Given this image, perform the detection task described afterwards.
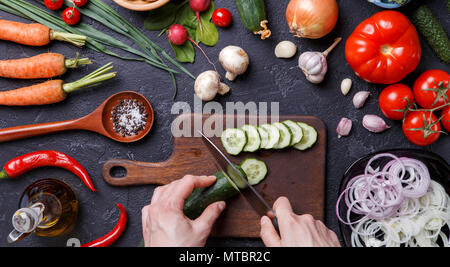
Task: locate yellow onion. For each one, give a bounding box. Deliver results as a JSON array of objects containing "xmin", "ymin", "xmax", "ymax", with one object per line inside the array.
[{"xmin": 286, "ymin": 0, "xmax": 339, "ymax": 39}]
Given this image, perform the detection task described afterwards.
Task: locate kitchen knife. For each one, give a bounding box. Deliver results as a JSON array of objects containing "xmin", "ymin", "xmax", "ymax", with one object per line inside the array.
[{"xmin": 198, "ymin": 131, "xmax": 279, "ymax": 231}]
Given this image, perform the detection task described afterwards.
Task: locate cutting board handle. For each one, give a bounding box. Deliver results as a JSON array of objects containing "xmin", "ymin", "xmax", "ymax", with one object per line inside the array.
[{"xmin": 102, "ymin": 158, "xmax": 174, "ymax": 186}]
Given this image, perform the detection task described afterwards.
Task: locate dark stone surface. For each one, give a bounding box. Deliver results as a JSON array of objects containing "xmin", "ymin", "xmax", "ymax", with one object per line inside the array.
[{"xmin": 0, "ymin": 0, "xmax": 448, "ymax": 247}]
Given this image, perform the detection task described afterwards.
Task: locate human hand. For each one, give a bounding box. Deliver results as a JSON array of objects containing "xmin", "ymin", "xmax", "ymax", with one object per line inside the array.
[
  {"xmin": 141, "ymin": 175, "xmax": 226, "ymax": 247},
  {"xmin": 260, "ymin": 197, "xmax": 340, "ymax": 247}
]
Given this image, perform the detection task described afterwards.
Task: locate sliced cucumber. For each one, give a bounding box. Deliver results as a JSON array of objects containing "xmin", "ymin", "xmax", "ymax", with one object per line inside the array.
[
  {"xmin": 272, "ymin": 122, "xmax": 292, "ymax": 149},
  {"xmin": 226, "ymin": 164, "xmax": 248, "ymax": 189},
  {"xmin": 294, "ymin": 122, "xmax": 318, "ymax": 151},
  {"xmin": 221, "ymin": 128, "xmax": 247, "ymax": 155},
  {"xmin": 241, "ymin": 125, "xmax": 261, "ymax": 152},
  {"xmin": 282, "ymin": 120, "xmax": 303, "ymax": 146},
  {"xmin": 260, "ymin": 124, "xmax": 280, "ymax": 149},
  {"xmin": 257, "ymin": 126, "xmax": 269, "ymax": 149},
  {"xmin": 241, "ymin": 158, "xmax": 268, "ymax": 186}
]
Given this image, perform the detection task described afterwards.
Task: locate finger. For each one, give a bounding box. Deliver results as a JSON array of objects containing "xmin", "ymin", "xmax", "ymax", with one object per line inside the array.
[
  {"xmin": 260, "ymin": 216, "xmax": 281, "ymax": 247},
  {"xmin": 150, "ymin": 186, "xmax": 165, "ymax": 204},
  {"xmin": 170, "ymin": 175, "xmax": 217, "ymax": 209},
  {"xmin": 194, "ymin": 201, "xmax": 226, "ymax": 232},
  {"xmin": 141, "ymin": 205, "xmax": 150, "ymax": 245},
  {"xmin": 272, "ymin": 196, "xmax": 294, "ymax": 221}
]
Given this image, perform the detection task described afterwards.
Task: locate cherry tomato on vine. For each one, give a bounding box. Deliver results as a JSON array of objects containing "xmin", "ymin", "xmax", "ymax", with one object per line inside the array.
[
  {"xmin": 413, "ymin": 69, "xmax": 450, "ymax": 110},
  {"xmin": 212, "ymin": 8, "xmax": 232, "ymax": 28},
  {"xmin": 62, "ymin": 7, "xmax": 81, "ymax": 26},
  {"xmin": 402, "ymin": 111, "xmax": 441, "ymax": 146},
  {"xmin": 72, "ymin": 0, "xmax": 89, "ymax": 7},
  {"xmin": 379, "ymin": 84, "xmax": 414, "ymax": 120},
  {"xmin": 44, "ymin": 0, "xmax": 64, "ymax": 10},
  {"xmin": 441, "ymin": 106, "xmax": 450, "ymax": 132}
]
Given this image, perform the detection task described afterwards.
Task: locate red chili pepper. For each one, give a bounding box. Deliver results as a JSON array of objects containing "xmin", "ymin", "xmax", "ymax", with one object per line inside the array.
[
  {"xmin": 0, "ymin": 150, "xmax": 95, "ymax": 192},
  {"xmin": 81, "ymin": 203, "xmax": 127, "ymax": 247}
]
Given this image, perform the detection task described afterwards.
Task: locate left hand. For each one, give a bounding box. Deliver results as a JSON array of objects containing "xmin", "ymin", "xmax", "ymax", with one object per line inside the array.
[{"xmin": 141, "ymin": 175, "xmax": 226, "ymax": 247}]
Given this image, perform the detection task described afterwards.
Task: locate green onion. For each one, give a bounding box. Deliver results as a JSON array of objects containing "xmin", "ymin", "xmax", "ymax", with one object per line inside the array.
[{"xmin": 63, "ymin": 63, "xmax": 117, "ymax": 93}]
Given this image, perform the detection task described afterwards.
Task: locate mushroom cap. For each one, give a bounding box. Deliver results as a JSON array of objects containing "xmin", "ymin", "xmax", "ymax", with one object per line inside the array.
[
  {"xmin": 194, "ymin": 70, "xmax": 220, "ymax": 101},
  {"xmin": 219, "ymin": 46, "xmax": 250, "ymax": 76}
]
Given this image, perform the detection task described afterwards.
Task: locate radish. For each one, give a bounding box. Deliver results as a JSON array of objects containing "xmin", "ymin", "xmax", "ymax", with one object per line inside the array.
[
  {"xmin": 189, "ymin": 0, "xmax": 211, "ymax": 31},
  {"xmin": 167, "ymin": 24, "xmax": 216, "ymax": 71}
]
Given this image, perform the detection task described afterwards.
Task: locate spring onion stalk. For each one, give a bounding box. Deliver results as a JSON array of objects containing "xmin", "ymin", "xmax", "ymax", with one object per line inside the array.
[{"xmin": 63, "ymin": 63, "xmax": 117, "ymax": 93}]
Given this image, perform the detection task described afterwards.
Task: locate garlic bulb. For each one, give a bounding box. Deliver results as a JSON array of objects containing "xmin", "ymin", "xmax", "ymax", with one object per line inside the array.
[{"xmin": 298, "ymin": 37, "xmax": 341, "ymax": 84}]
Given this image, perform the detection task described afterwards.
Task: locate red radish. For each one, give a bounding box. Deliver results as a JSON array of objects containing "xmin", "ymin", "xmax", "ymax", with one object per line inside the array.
[
  {"xmin": 167, "ymin": 24, "xmax": 216, "ymax": 71},
  {"xmin": 167, "ymin": 24, "xmax": 188, "ymax": 45},
  {"xmin": 190, "ymin": 0, "xmax": 211, "ymax": 31}
]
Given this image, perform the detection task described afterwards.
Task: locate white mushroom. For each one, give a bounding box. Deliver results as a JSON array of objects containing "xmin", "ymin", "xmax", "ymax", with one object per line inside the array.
[
  {"xmin": 194, "ymin": 70, "xmax": 230, "ymax": 101},
  {"xmin": 219, "ymin": 45, "xmax": 249, "ymax": 81}
]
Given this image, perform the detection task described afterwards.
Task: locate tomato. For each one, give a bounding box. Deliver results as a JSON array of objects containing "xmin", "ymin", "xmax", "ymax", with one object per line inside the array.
[
  {"xmin": 44, "ymin": 0, "xmax": 64, "ymax": 10},
  {"xmin": 379, "ymin": 84, "xmax": 414, "ymax": 120},
  {"xmin": 442, "ymin": 106, "xmax": 450, "ymax": 132},
  {"xmin": 413, "ymin": 69, "xmax": 450, "ymax": 109},
  {"xmin": 62, "ymin": 7, "xmax": 81, "ymax": 26},
  {"xmin": 212, "ymin": 8, "xmax": 232, "ymax": 28},
  {"xmin": 72, "ymin": 0, "xmax": 89, "ymax": 7},
  {"xmin": 402, "ymin": 111, "xmax": 441, "ymax": 146},
  {"xmin": 345, "ymin": 11, "xmax": 421, "ymax": 84}
]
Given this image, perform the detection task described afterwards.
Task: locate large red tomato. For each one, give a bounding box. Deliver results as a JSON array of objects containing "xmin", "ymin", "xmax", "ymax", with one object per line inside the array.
[
  {"xmin": 345, "ymin": 11, "xmax": 421, "ymax": 84},
  {"xmin": 413, "ymin": 69, "xmax": 450, "ymax": 109}
]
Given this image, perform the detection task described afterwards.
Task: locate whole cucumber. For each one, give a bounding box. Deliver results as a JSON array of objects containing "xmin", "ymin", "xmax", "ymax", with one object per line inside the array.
[
  {"xmin": 411, "ymin": 5, "xmax": 450, "ymax": 64},
  {"xmin": 235, "ymin": 0, "xmax": 271, "ymax": 39},
  {"xmin": 183, "ymin": 170, "xmax": 240, "ymax": 220}
]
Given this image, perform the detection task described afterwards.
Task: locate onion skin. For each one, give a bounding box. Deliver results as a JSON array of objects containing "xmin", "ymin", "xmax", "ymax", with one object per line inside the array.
[{"xmin": 285, "ymin": 0, "xmax": 339, "ymax": 39}]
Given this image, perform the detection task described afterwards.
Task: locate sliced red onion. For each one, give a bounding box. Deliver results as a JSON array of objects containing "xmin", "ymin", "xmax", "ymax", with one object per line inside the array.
[{"xmin": 336, "ymin": 153, "xmax": 432, "ymax": 224}]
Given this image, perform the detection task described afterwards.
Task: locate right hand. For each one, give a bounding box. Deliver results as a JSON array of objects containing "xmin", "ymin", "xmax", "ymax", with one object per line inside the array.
[{"xmin": 260, "ymin": 197, "xmax": 341, "ymax": 247}]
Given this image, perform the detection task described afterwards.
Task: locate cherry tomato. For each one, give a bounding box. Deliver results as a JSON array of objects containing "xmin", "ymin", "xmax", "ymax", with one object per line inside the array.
[
  {"xmin": 44, "ymin": 0, "xmax": 64, "ymax": 10},
  {"xmin": 62, "ymin": 7, "xmax": 81, "ymax": 26},
  {"xmin": 345, "ymin": 11, "xmax": 421, "ymax": 84},
  {"xmin": 402, "ymin": 111, "xmax": 441, "ymax": 146},
  {"xmin": 72, "ymin": 0, "xmax": 89, "ymax": 7},
  {"xmin": 379, "ymin": 84, "xmax": 414, "ymax": 120},
  {"xmin": 441, "ymin": 106, "xmax": 450, "ymax": 132},
  {"xmin": 212, "ymin": 8, "xmax": 232, "ymax": 28},
  {"xmin": 413, "ymin": 69, "xmax": 450, "ymax": 110}
]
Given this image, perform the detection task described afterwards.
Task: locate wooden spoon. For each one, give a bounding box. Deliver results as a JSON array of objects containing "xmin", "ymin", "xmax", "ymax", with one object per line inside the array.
[{"xmin": 0, "ymin": 91, "xmax": 154, "ymax": 143}]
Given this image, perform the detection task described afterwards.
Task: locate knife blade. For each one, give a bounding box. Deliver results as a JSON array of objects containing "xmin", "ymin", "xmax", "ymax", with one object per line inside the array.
[{"xmin": 198, "ymin": 131, "xmax": 279, "ymax": 230}]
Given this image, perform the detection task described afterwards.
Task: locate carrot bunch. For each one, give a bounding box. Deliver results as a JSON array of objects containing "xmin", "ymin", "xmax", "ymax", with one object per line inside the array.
[{"xmin": 0, "ymin": 63, "xmax": 116, "ymax": 106}]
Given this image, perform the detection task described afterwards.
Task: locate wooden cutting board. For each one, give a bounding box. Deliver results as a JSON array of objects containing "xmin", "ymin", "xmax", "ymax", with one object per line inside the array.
[{"xmin": 102, "ymin": 113, "xmax": 327, "ymax": 238}]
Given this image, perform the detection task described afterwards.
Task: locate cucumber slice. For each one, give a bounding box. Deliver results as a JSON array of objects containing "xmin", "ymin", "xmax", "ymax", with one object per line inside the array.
[
  {"xmin": 226, "ymin": 164, "xmax": 248, "ymax": 189},
  {"xmin": 241, "ymin": 158, "xmax": 268, "ymax": 186},
  {"xmin": 221, "ymin": 128, "xmax": 247, "ymax": 155},
  {"xmin": 272, "ymin": 122, "xmax": 292, "ymax": 149},
  {"xmin": 294, "ymin": 122, "xmax": 318, "ymax": 151},
  {"xmin": 260, "ymin": 124, "xmax": 280, "ymax": 149},
  {"xmin": 282, "ymin": 120, "xmax": 303, "ymax": 146},
  {"xmin": 241, "ymin": 125, "xmax": 261, "ymax": 152},
  {"xmin": 257, "ymin": 126, "xmax": 269, "ymax": 149}
]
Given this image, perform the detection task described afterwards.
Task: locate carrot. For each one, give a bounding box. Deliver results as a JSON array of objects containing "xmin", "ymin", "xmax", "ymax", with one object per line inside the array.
[
  {"xmin": 0, "ymin": 53, "xmax": 92, "ymax": 79},
  {"xmin": 0, "ymin": 63, "xmax": 116, "ymax": 106},
  {"xmin": 0, "ymin": 19, "xmax": 86, "ymax": 47}
]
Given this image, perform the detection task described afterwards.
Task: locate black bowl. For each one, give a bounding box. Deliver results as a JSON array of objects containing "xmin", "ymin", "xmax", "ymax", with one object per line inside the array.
[{"xmin": 338, "ymin": 149, "xmax": 450, "ymax": 247}]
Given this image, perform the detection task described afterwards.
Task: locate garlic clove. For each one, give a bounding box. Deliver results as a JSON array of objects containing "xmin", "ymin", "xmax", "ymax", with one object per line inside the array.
[
  {"xmin": 362, "ymin": 115, "xmax": 390, "ymax": 133},
  {"xmin": 341, "ymin": 78, "xmax": 352, "ymax": 96},
  {"xmin": 337, "ymin": 117, "xmax": 352, "ymax": 138},
  {"xmin": 353, "ymin": 91, "xmax": 370, "ymax": 109},
  {"xmin": 275, "ymin": 41, "xmax": 297, "ymax": 59}
]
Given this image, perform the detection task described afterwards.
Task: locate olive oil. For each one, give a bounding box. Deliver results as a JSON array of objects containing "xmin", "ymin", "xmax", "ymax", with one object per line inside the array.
[{"xmin": 8, "ymin": 179, "xmax": 78, "ymax": 243}]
